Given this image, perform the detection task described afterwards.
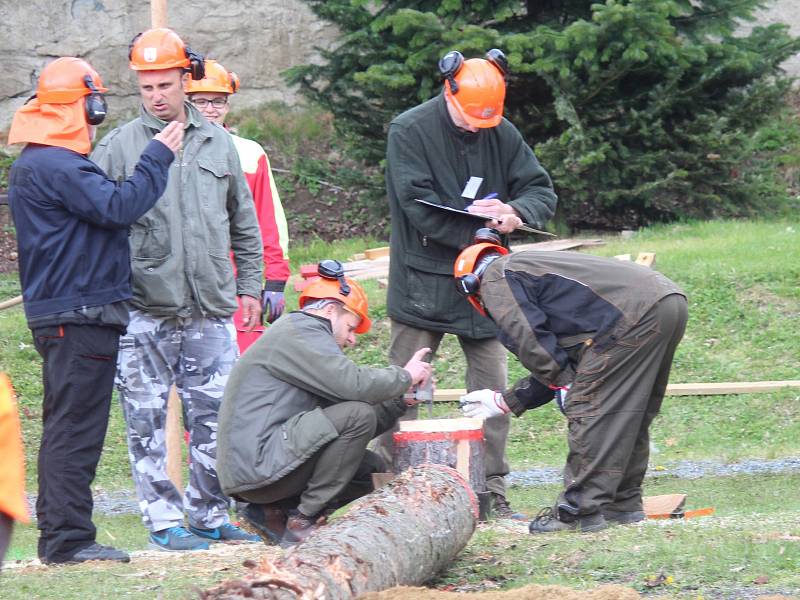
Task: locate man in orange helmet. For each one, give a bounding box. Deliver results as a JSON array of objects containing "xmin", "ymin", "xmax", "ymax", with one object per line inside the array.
[
  {"xmin": 379, "ymin": 49, "xmax": 558, "ymax": 520},
  {"xmin": 7, "ymin": 57, "xmax": 183, "ymax": 564},
  {"xmin": 217, "ymin": 261, "xmax": 433, "ymax": 546},
  {"xmin": 455, "ymin": 229, "xmax": 687, "ymax": 533},
  {"xmin": 185, "ymin": 59, "xmax": 291, "ymax": 352},
  {"xmin": 91, "ymin": 29, "xmax": 263, "ymax": 551}
]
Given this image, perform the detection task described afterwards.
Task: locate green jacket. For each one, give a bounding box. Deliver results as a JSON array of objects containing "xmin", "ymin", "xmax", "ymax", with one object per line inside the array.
[
  {"xmin": 90, "ymin": 102, "xmax": 263, "ymax": 317},
  {"xmin": 479, "ymin": 251, "xmax": 685, "ymax": 415},
  {"xmin": 217, "ymin": 311, "xmax": 412, "ymax": 496},
  {"xmin": 385, "ymin": 94, "xmax": 557, "ymax": 338}
]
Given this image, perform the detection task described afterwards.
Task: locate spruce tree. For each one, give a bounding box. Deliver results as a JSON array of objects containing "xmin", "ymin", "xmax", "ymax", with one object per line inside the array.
[{"xmin": 285, "ymin": 0, "xmax": 800, "ymax": 229}]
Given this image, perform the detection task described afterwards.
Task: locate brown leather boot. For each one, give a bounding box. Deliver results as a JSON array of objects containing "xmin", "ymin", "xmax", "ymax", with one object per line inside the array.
[
  {"xmin": 280, "ymin": 511, "xmax": 326, "ymax": 547},
  {"xmin": 241, "ymin": 503, "xmax": 288, "ymax": 545}
]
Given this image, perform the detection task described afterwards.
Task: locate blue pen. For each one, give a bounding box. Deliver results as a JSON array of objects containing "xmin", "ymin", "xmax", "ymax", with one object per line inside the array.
[{"xmin": 484, "ymin": 192, "xmax": 498, "ymax": 200}]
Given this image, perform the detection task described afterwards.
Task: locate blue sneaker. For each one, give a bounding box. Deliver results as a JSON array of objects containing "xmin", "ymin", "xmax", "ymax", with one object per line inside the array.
[
  {"xmin": 149, "ymin": 526, "xmax": 210, "ymax": 552},
  {"xmin": 188, "ymin": 523, "xmax": 261, "ymax": 543}
]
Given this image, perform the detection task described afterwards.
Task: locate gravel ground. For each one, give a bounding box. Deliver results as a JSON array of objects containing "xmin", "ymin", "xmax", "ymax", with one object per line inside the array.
[
  {"xmin": 25, "ymin": 456, "xmax": 800, "ymax": 517},
  {"xmin": 507, "ymin": 456, "xmax": 800, "ymax": 487}
]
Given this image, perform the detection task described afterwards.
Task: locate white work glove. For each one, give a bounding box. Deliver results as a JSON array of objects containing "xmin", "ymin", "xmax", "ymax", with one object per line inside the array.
[{"xmin": 459, "ymin": 389, "xmax": 509, "ymax": 419}]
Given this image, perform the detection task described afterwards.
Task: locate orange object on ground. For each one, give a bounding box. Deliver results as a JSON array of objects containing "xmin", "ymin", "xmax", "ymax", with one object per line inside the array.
[{"xmin": 0, "ymin": 373, "xmax": 30, "ymax": 523}]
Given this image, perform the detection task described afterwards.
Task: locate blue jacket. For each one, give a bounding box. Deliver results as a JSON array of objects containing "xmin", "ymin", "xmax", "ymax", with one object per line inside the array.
[{"xmin": 8, "ymin": 140, "xmax": 173, "ymax": 321}]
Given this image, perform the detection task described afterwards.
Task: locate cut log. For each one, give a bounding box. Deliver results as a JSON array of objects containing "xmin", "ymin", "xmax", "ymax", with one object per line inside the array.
[
  {"xmin": 200, "ymin": 464, "xmax": 477, "ymax": 600},
  {"xmin": 392, "ymin": 418, "xmax": 486, "ymax": 493}
]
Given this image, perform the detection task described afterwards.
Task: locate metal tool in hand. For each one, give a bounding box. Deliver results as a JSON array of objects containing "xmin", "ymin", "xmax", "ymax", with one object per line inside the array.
[{"xmin": 404, "ymin": 377, "xmax": 434, "ymax": 418}]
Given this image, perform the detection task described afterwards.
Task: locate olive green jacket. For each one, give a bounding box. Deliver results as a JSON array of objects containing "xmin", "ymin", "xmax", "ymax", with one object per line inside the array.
[
  {"xmin": 217, "ymin": 311, "xmax": 412, "ymax": 496},
  {"xmin": 90, "ymin": 102, "xmax": 262, "ymax": 317},
  {"xmin": 385, "ymin": 94, "xmax": 557, "ymax": 339}
]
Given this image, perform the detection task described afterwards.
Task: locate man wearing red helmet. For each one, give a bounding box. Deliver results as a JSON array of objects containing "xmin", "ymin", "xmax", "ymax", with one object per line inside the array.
[
  {"xmin": 218, "ymin": 262, "xmax": 432, "ymax": 546},
  {"xmin": 185, "ymin": 59, "xmax": 291, "ymax": 352},
  {"xmin": 7, "ymin": 57, "xmax": 182, "ymax": 564},
  {"xmin": 455, "ymin": 229, "xmax": 688, "ymax": 533},
  {"xmin": 91, "ymin": 29, "xmax": 263, "ymax": 551},
  {"xmin": 379, "ymin": 49, "xmax": 558, "ymax": 520}
]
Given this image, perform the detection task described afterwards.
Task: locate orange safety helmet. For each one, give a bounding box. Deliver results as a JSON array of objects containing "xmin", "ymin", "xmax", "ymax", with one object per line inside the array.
[
  {"xmin": 36, "ymin": 57, "xmax": 107, "ymax": 104},
  {"xmin": 185, "ymin": 59, "xmax": 239, "ymax": 95},
  {"xmin": 454, "ymin": 230, "xmax": 509, "ymax": 316},
  {"xmin": 8, "ymin": 57, "xmax": 108, "ymax": 154},
  {"xmin": 299, "ymin": 260, "xmax": 372, "ymax": 334},
  {"xmin": 442, "ymin": 52, "xmax": 507, "ymax": 129},
  {"xmin": 128, "ymin": 28, "xmax": 205, "ymax": 79}
]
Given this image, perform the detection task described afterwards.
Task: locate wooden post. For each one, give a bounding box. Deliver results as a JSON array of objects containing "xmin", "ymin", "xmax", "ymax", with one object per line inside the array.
[
  {"xmin": 150, "ymin": 0, "xmax": 167, "ymax": 28},
  {"xmin": 147, "ymin": 0, "xmax": 183, "ymax": 493},
  {"xmin": 200, "ymin": 464, "xmax": 477, "ymax": 599}
]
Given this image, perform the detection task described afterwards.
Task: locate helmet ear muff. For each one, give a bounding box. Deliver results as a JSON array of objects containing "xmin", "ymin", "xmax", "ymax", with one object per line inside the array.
[
  {"xmin": 485, "ymin": 48, "xmax": 509, "ymax": 79},
  {"xmin": 184, "ymin": 47, "xmax": 205, "ymax": 80},
  {"xmin": 82, "ymin": 75, "xmax": 107, "ymax": 125},
  {"xmin": 229, "ymin": 72, "xmax": 239, "ymax": 93},
  {"xmin": 456, "ymin": 272, "xmax": 481, "ymax": 297},
  {"xmin": 438, "ymin": 50, "xmax": 464, "ymax": 95}
]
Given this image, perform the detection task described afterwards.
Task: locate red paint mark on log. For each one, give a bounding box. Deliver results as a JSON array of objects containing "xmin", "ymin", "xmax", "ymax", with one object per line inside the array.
[{"xmin": 394, "ymin": 429, "xmax": 484, "ymax": 443}]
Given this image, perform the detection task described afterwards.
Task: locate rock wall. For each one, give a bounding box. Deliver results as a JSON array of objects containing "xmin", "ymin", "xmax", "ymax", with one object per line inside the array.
[
  {"xmin": 0, "ymin": 0, "xmax": 339, "ymax": 133},
  {"xmin": 1, "ymin": 1, "xmax": 798, "ymax": 135}
]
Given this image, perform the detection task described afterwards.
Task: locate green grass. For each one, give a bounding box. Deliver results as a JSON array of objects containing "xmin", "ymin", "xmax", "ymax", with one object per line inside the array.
[{"xmin": 1, "ymin": 219, "xmax": 799, "ymax": 597}]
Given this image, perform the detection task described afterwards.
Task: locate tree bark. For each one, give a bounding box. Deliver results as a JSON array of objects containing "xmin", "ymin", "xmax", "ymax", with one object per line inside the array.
[{"xmin": 200, "ymin": 464, "xmax": 478, "ymax": 600}]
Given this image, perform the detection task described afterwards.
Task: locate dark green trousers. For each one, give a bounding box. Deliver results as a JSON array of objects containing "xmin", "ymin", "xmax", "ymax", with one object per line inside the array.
[
  {"xmin": 557, "ymin": 293, "xmax": 688, "ymax": 519},
  {"xmin": 373, "ymin": 320, "xmax": 510, "ymax": 496},
  {"xmin": 238, "ymin": 402, "xmax": 385, "ymax": 517}
]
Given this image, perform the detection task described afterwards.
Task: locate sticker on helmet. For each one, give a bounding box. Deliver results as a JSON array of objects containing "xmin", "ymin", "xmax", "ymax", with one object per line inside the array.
[{"xmin": 143, "ymin": 48, "xmax": 157, "ymax": 63}]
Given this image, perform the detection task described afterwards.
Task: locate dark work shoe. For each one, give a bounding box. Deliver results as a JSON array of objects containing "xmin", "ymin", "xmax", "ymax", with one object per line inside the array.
[
  {"xmin": 280, "ymin": 511, "xmax": 326, "ymax": 547},
  {"xmin": 492, "ymin": 493, "xmax": 528, "ymax": 521},
  {"xmin": 149, "ymin": 526, "xmax": 210, "ymax": 552},
  {"xmin": 528, "ymin": 507, "xmax": 608, "ymax": 534},
  {"xmin": 603, "ymin": 509, "xmax": 646, "ymax": 525},
  {"xmin": 242, "ymin": 503, "xmax": 288, "ymax": 545},
  {"xmin": 46, "ymin": 543, "xmax": 130, "ymax": 564},
  {"xmin": 189, "ymin": 523, "xmax": 261, "ymax": 543}
]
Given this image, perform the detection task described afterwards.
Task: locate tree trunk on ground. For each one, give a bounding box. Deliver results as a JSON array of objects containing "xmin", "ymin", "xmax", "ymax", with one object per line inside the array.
[{"xmin": 200, "ymin": 464, "xmax": 478, "ymax": 600}]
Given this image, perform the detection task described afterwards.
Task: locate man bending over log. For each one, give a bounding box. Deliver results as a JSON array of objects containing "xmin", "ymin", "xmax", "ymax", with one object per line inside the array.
[
  {"xmin": 455, "ymin": 229, "xmax": 688, "ymax": 534},
  {"xmin": 217, "ymin": 260, "xmax": 433, "ymax": 546}
]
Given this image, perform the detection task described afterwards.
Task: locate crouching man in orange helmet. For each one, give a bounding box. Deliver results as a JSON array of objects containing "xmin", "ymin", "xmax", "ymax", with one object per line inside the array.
[
  {"xmin": 185, "ymin": 60, "xmax": 290, "ymax": 352},
  {"xmin": 217, "ymin": 261, "xmax": 433, "ymax": 546},
  {"xmin": 7, "ymin": 57, "xmax": 182, "ymax": 564},
  {"xmin": 455, "ymin": 229, "xmax": 688, "ymax": 534}
]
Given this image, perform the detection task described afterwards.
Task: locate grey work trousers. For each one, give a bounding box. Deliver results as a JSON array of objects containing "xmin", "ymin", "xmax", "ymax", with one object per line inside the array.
[
  {"xmin": 373, "ymin": 320, "xmax": 510, "ymax": 496},
  {"xmin": 557, "ymin": 293, "xmax": 688, "ymax": 519},
  {"xmin": 238, "ymin": 402, "xmax": 385, "ymax": 517}
]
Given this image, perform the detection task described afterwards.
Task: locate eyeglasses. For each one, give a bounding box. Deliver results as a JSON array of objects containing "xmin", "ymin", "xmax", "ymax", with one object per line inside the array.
[{"xmin": 191, "ymin": 97, "xmax": 228, "ymax": 109}]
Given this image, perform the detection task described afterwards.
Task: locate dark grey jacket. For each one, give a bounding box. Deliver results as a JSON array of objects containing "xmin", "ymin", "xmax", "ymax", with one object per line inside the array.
[
  {"xmin": 385, "ymin": 93, "xmax": 557, "ymax": 338},
  {"xmin": 217, "ymin": 311, "xmax": 412, "ymax": 496},
  {"xmin": 480, "ymin": 251, "xmax": 685, "ymax": 415}
]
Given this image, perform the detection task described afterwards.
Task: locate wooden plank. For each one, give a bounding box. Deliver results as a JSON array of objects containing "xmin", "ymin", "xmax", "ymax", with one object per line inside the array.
[
  {"xmin": 433, "ymin": 381, "xmax": 800, "ymax": 402},
  {"xmin": 150, "ymin": 0, "xmax": 168, "ymax": 28},
  {"xmin": 165, "ymin": 386, "xmax": 183, "ymax": 491},
  {"xmin": 643, "ymin": 493, "xmax": 686, "ymax": 518},
  {"xmin": 364, "ymin": 246, "xmax": 390, "ymax": 260},
  {"xmin": 635, "ymin": 251, "xmax": 656, "ymax": 267},
  {"xmin": 511, "ymin": 238, "xmax": 605, "ymax": 253}
]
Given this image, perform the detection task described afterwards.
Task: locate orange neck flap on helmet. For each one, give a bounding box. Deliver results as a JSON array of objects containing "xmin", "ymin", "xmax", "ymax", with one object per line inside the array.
[{"xmin": 8, "ymin": 97, "xmax": 92, "ymax": 155}]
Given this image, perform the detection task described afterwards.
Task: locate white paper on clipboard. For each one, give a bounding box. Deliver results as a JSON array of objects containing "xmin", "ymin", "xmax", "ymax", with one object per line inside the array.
[{"xmin": 413, "ymin": 198, "xmax": 556, "ymax": 237}]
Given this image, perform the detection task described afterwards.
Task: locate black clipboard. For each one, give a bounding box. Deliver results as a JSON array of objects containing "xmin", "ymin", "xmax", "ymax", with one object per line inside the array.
[{"xmin": 414, "ymin": 198, "xmax": 555, "ymax": 236}]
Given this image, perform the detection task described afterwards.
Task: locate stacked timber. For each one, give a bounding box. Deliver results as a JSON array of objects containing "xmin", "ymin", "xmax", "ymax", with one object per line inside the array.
[{"xmin": 201, "ymin": 464, "xmax": 477, "ymax": 600}]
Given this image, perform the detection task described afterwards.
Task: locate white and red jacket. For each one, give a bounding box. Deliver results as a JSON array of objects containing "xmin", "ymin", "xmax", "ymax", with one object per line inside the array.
[{"xmin": 230, "ymin": 133, "xmax": 290, "ymax": 351}]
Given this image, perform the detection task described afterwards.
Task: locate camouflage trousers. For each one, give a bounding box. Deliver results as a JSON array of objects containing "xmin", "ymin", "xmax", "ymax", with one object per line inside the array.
[{"xmin": 116, "ymin": 309, "xmax": 238, "ymax": 532}]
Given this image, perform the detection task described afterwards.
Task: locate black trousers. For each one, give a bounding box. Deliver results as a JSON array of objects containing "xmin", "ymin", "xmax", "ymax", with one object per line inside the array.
[{"xmin": 32, "ymin": 324, "xmax": 120, "ymax": 562}]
